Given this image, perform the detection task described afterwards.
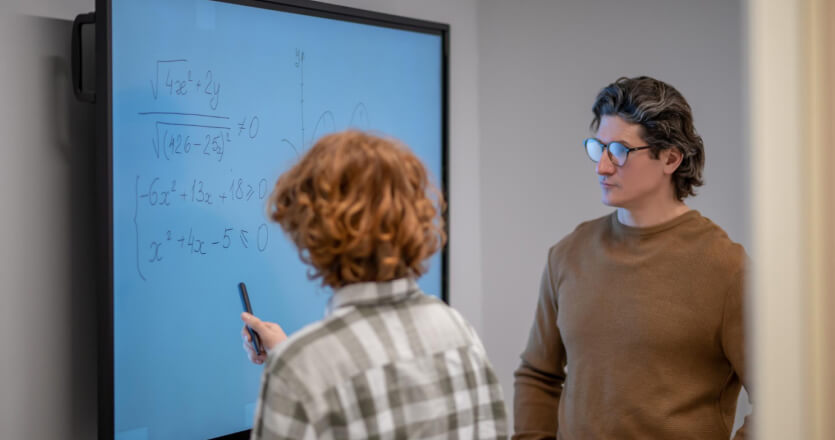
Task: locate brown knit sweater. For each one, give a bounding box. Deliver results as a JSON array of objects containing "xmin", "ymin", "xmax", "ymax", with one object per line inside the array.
[{"xmin": 513, "ymin": 210, "xmax": 750, "ymax": 440}]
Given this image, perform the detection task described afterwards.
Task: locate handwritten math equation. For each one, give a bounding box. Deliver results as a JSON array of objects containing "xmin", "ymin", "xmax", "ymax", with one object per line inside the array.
[
  {"xmin": 133, "ymin": 174, "xmax": 273, "ymax": 281},
  {"xmin": 128, "ymin": 51, "xmax": 371, "ymax": 281}
]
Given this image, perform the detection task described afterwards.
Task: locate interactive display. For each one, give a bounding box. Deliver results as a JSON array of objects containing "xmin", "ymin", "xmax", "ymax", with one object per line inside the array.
[{"xmin": 107, "ymin": 1, "xmax": 447, "ymax": 438}]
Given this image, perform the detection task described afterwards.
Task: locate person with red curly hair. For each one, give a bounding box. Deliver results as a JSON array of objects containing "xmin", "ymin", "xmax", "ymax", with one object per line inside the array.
[{"xmin": 240, "ymin": 131, "xmax": 507, "ymax": 439}]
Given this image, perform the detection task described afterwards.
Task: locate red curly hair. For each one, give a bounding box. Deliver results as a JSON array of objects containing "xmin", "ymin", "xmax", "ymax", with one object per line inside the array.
[{"xmin": 268, "ymin": 131, "xmax": 446, "ymax": 288}]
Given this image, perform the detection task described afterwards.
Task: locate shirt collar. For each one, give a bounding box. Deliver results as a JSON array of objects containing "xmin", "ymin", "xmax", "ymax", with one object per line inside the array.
[{"xmin": 327, "ymin": 278, "xmax": 420, "ymax": 316}]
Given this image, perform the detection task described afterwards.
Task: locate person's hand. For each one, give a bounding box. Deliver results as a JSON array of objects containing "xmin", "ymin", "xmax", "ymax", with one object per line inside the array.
[{"xmin": 240, "ymin": 312, "xmax": 288, "ymax": 365}]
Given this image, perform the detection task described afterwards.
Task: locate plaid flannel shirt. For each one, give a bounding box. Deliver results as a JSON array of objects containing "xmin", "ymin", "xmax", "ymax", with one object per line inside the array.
[{"xmin": 251, "ymin": 278, "xmax": 508, "ymax": 439}]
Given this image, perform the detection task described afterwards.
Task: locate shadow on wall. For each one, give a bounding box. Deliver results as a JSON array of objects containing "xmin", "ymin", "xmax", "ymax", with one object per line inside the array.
[{"xmin": 21, "ymin": 15, "xmax": 98, "ymax": 439}]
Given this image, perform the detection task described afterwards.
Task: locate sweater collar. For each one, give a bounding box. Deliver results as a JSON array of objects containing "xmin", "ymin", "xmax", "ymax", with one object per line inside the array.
[{"xmin": 611, "ymin": 209, "xmax": 701, "ymax": 237}]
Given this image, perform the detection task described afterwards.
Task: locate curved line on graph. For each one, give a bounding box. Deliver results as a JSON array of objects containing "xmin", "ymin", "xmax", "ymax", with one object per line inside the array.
[
  {"xmin": 309, "ymin": 110, "xmax": 335, "ymax": 147},
  {"xmin": 280, "ymin": 138, "xmax": 300, "ymax": 157},
  {"xmin": 349, "ymin": 102, "xmax": 370, "ymax": 129}
]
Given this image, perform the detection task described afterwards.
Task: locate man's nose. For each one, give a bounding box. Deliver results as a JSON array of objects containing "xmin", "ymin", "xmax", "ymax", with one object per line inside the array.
[{"xmin": 596, "ymin": 149, "xmax": 616, "ymax": 175}]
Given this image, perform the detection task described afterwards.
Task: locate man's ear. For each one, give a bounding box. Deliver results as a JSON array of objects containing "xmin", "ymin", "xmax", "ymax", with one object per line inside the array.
[{"xmin": 663, "ymin": 147, "xmax": 684, "ymax": 174}]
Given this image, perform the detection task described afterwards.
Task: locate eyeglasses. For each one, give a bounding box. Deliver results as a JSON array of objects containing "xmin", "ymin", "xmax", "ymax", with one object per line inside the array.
[{"xmin": 583, "ymin": 137, "xmax": 652, "ymax": 166}]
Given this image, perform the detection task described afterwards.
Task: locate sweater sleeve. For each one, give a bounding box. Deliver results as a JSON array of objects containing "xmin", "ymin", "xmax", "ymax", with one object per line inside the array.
[
  {"xmin": 513, "ymin": 254, "xmax": 566, "ymax": 440},
  {"xmin": 721, "ymin": 269, "xmax": 752, "ymax": 440}
]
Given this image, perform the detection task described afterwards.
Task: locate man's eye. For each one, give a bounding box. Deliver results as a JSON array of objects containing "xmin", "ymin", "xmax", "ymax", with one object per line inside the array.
[{"xmin": 610, "ymin": 143, "xmax": 627, "ymax": 154}]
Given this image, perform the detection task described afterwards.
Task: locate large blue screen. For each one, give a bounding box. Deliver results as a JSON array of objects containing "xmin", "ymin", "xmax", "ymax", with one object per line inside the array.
[{"xmin": 110, "ymin": 1, "xmax": 444, "ymax": 438}]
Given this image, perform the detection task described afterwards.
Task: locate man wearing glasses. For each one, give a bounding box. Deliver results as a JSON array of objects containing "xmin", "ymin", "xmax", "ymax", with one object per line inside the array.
[{"xmin": 513, "ymin": 76, "xmax": 750, "ymax": 439}]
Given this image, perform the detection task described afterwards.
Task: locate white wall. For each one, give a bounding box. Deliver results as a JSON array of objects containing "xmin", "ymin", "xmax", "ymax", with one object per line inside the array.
[
  {"xmin": 0, "ymin": 0, "xmax": 751, "ymax": 437},
  {"xmin": 476, "ymin": 0, "xmax": 751, "ymax": 430},
  {"xmin": 0, "ymin": 2, "xmax": 97, "ymax": 439}
]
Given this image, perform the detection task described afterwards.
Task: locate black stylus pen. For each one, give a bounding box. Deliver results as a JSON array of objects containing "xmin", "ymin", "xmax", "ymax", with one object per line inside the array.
[{"xmin": 238, "ymin": 282, "xmax": 264, "ymax": 355}]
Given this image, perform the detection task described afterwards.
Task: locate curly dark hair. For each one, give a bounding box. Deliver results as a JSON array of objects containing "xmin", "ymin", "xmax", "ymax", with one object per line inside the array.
[
  {"xmin": 591, "ymin": 76, "xmax": 705, "ymax": 200},
  {"xmin": 268, "ymin": 131, "xmax": 446, "ymax": 288}
]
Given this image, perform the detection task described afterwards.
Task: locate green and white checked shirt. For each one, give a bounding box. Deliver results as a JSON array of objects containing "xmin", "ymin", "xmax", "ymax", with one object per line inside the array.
[{"xmin": 251, "ymin": 278, "xmax": 508, "ymax": 439}]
